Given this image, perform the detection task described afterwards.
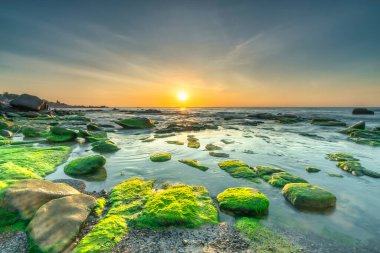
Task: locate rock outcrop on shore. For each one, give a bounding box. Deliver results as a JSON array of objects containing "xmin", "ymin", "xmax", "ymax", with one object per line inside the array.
[
  {"xmin": 10, "ymin": 94, "xmax": 48, "ymax": 111},
  {"xmin": 352, "ymin": 108, "xmax": 375, "ymax": 115}
]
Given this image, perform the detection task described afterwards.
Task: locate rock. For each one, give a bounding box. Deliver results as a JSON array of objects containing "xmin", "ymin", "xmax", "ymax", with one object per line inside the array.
[
  {"xmin": 0, "ymin": 231, "xmax": 28, "ymax": 253},
  {"xmin": 209, "ymin": 152, "xmax": 230, "ymax": 158},
  {"xmin": 217, "ymin": 187, "xmax": 269, "ymax": 216},
  {"xmin": 21, "ymin": 126, "xmax": 44, "ymax": 138},
  {"xmin": 340, "ymin": 121, "xmax": 365, "ymax": 134},
  {"xmin": 179, "ymin": 159, "xmax": 209, "ymax": 171},
  {"xmin": 352, "ymin": 108, "xmax": 374, "ymax": 115},
  {"xmin": 305, "ymin": 166, "xmax": 320, "ymax": 173},
  {"xmin": 52, "ymin": 179, "xmax": 86, "ymax": 192},
  {"xmin": 150, "ymin": 153, "xmax": 171, "ymax": 162},
  {"xmin": 165, "ymin": 140, "xmax": 184, "ymax": 145},
  {"xmin": 114, "ymin": 117, "xmax": 155, "ymax": 129},
  {"xmin": 0, "ymin": 130, "xmax": 13, "ymax": 138},
  {"xmin": 266, "ymin": 172, "xmax": 307, "ymax": 188},
  {"xmin": 64, "ymin": 155, "xmax": 106, "ymax": 176},
  {"xmin": 46, "ymin": 126, "xmax": 78, "ymax": 143},
  {"xmin": 311, "ymin": 118, "xmax": 346, "ymax": 127},
  {"xmin": 91, "ymin": 140, "xmax": 120, "ymax": 153},
  {"xmin": 187, "ymin": 136, "xmax": 200, "ymax": 148},
  {"xmin": 28, "ymin": 194, "xmax": 96, "ymax": 253},
  {"xmin": 87, "ymin": 123, "xmax": 101, "ymax": 131},
  {"xmin": 18, "ymin": 111, "xmax": 41, "ymax": 118},
  {"xmin": 218, "ymin": 160, "xmax": 258, "ymax": 182},
  {"xmin": 254, "ymin": 166, "xmax": 285, "ymax": 177},
  {"xmin": 326, "ymin": 153, "xmax": 358, "ymax": 162},
  {"xmin": 247, "ymin": 113, "xmax": 277, "ymax": 120},
  {"xmin": 205, "ymin": 143, "xmax": 222, "ymax": 151},
  {"xmin": 10, "ymin": 94, "xmax": 48, "ymax": 111},
  {"xmin": 282, "ymin": 183, "xmax": 336, "ymax": 210},
  {"xmin": 155, "ymin": 121, "xmax": 217, "ymax": 134},
  {"xmin": 3, "ymin": 179, "xmax": 80, "ymax": 219}
]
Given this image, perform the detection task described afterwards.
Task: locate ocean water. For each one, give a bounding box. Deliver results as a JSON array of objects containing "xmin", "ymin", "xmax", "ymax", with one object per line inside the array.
[{"xmin": 45, "ymin": 107, "xmax": 380, "ymax": 252}]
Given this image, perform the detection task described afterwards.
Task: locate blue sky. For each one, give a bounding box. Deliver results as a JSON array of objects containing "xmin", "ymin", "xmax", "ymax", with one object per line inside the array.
[{"xmin": 1, "ymin": 0, "xmax": 379, "ymax": 106}]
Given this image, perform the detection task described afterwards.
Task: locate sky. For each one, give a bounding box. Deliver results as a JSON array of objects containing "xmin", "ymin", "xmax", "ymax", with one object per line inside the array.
[{"xmin": 0, "ymin": 0, "xmax": 379, "ymax": 107}]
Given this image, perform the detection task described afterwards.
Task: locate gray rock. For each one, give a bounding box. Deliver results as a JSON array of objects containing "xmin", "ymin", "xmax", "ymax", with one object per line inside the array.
[
  {"xmin": 352, "ymin": 108, "xmax": 374, "ymax": 115},
  {"xmin": 0, "ymin": 231, "xmax": 28, "ymax": 253},
  {"xmin": 10, "ymin": 94, "xmax": 48, "ymax": 111},
  {"xmin": 0, "ymin": 130, "xmax": 13, "ymax": 138},
  {"xmin": 52, "ymin": 179, "xmax": 86, "ymax": 193}
]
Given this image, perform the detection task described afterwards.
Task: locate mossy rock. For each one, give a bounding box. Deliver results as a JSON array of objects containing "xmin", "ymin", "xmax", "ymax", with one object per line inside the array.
[
  {"xmin": 179, "ymin": 159, "xmax": 208, "ymax": 171},
  {"xmin": 87, "ymin": 123, "xmax": 102, "ymax": 131},
  {"xmin": 254, "ymin": 166, "xmax": 285, "ymax": 177},
  {"xmin": 235, "ymin": 217, "xmax": 303, "ymax": 253},
  {"xmin": 218, "ymin": 160, "xmax": 258, "ymax": 181},
  {"xmin": 50, "ymin": 126, "xmax": 77, "ymax": 136},
  {"xmin": 187, "ymin": 136, "xmax": 200, "ymax": 149},
  {"xmin": 326, "ymin": 153, "xmax": 358, "ymax": 162},
  {"xmin": 347, "ymin": 130, "xmax": 380, "ymax": 147},
  {"xmin": 46, "ymin": 126, "xmax": 77, "ymax": 143},
  {"xmin": 205, "ymin": 143, "xmax": 222, "ymax": 151},
  {"xmin": 21, "ymin": 126, "xmax": 45, "ymax": 138},
  {"xmin": 0, "ymin": 146, "xmax": 72, "ymax": 177},
  {"xmin": 267, "ymin": 172, "xmax": 307, "ymax": 188},
  {"xmin": 91, "ymin": 140, "xmax": 120, "ymax": 153},
  {"xmin": 115, "ymin": 117, "xmax": 155, "ymax": 129},
  {"xmin": 135, "ymin": 184, "xmax": 218, "ymax": 228},
  {"xmin": 46, "ymin": 134, "xmax": 76, "ymax": 143},
  {"xmin": 64, "ymin": 155, "xmax": 106, "ymax": 176},
  {"xmin": 217, "ymin": 187, "xmax": 269, "ymax": 216},
  {"xmin": 83, "ymin": 131, "xmax": 108, "ymax": 143},
  {"xmin": 335, "ymin": 161, "xmax": 365, "ymax": 176},
  {"xmin": 282, "ymin": 183, "xmax": 336, "ymax": 210},
  {"xmin": 150, "ymin": 153, "xmax": 171, "ymax": 162},
  {"xmin": 209, "ymin": 152, "xmax": 230, "ymax": 158},
  {"xmin": 305, "ymin": 166, "xmax": 320, "ymax": 173},
  {"xmin": 166, "ymin": 140, "xmax": 184, "ymax": 145},
  {"xmin": 311, "ymin": 118, "xmax": 346, "ymax": 127},
  {"xmin": 276, "ymin": 117, "xmax": 303, "ymax": 124},
  {"xmin": 0, "ymin": 129, "xmax": 13, "ymax": 138}
]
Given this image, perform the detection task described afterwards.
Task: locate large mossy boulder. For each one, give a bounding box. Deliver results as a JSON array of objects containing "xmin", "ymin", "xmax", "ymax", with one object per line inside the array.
[
  {"xmin": 114, "ymin": 117, "xmax": 155, "ymax": 129},
  {"xmin": 282, "ymin": 183, "xmax": 336, "ymax": 210},
  {"xmin": 217, "ymin": 187, "xmax": 269, "ymax": 216},
  {"xmin": 46, "ymin": 126, "xmax": 77, "ymax": 143},
  {"xmin": 27, "ymin": 194, "xmax": 96, "ymax": 253},
  {"xmin": 10, "ymin": 94, "xmax": 48, "ymax": 111},
  {"xmin": 64, "ymin": 155, "xmax": 106, "ymax": 176},
  {"xmin": 91, "ymin": 141, "xmax": 120, "ymax": 153},
  {"xmin": 135, "ymin": 184, "xmax": 218, "ymax": 228},
  {"xmin": 3, "ymin": 179, "xmax": 80, "ymax": 219}
]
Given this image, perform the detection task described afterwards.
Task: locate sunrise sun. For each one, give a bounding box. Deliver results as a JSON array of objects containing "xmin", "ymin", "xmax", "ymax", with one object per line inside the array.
[{"xmin": 177, "ymin": 91, "xmax": 188, "ymax": 101}]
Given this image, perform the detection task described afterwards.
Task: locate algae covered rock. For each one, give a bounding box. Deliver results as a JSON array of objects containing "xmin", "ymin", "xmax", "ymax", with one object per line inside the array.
[
  {"xmin": 339, "ymin": 121, "xmax": 365, "ymax": 134},
  {"xmin": 187, "ymin": 136, "xmax": 200, "ymax": 148},
  {"xmin": 311, "ymin": 118, "xmax": 346, "ymax": 127},
  {"xmin": 282, "ymin": 183, "xmax": 336, "ymax": 210},
  {"xmin": 254, "ymin": 166, "xmax": 285, "ymax": 177},
  {"xmin": 305, "ymin": 166, "xmax": 320, "ymax": 173},
  {"xmin": 217, "ymin": 187, "xmax": 269, "ymax": 216},
  {"xmin": 136, "ymin": 184, "xmax": 218, "ymax": 228},
  {"xmin": 28, "ymin": 194, "xmax": 96, "ymax": 253},
  {"xmin": 91, "ymin": 140, "xmax": 120, "ymax": 153},
  {"xmin": 46, "ymin": 126, "xmax": 77, "ymax": 143},
  {"xmin": 150, "ymin": 153, "xmax": 171, "ymax": 162},
  {"xmin": 3, "ymin": 179, "xmax": 80, "ymax": 219},
  {"xmin": 87, "ymin": 123, "xmax": 101, "ymax": 131},
  {"xmin": 21, "ymin": 126, "xmax": 44, "ymax": 138},
  {"xmin": 64, "ymin": 155, "xmax": 106, "ymax": 176},
  {"xmin": 326, "ymin": 153, "xmax": 358, "ymax": 162},
  {"xmin": 218, "ymin": 160, "xmax": 257, "ymax": 181},
  {"xmin": 266, "ymin": 172, "xmax": 307, "ymax": 188},
  {"xmin": 166, "ymin": 140, "xmax": 184, "ymax": 145},
  {"xmin": 179, "ymin": 159, "xmax": 208, "ymax": 171},
  {"xmin": 115, "ymin": 117, "xmax": 155, "ymax": 129},
  {"xmin": 209, "ymin": 152, "xmax": 230, "ymax": 158},
  {"xmin": 205, "ymin": 143, "xmax": 222, "ymax": 151}
]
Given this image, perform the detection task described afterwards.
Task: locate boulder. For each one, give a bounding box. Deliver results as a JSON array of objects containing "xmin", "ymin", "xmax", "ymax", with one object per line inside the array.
[
  {"xmin": 91, "ymin": 140, "xmax": 120, "ymax": 153},
  {"xmin": 10, "ymin": 94, "xmax": 48, "ymax": 111},
  {"xmin": 114, "ymin": 117, "xmax": 155, "ymax": 129},
  {"xmin": 339, "ymin": 121, "xmax": 365, "ymax": 134},
  {"xmin": 3, "ymin": 179, "xmax": 80, "ymax": 219},
  {"xmin": 64, "ymin": 155, "xmax": 106, "ymax": 176},
  {"xmin": 28, "ymin": 194, "xmax": 96, "ymax": 253},
  {"xmin": 352, "ymin": 108, "xmax": 374, "ymax": 115},
  {"xmin": 282, "ymin": 183, "xmax": 336, "ymax": 210},
  {"xmin": 0, "ymin": 130, "xmax": 13, "ymax": 138}
]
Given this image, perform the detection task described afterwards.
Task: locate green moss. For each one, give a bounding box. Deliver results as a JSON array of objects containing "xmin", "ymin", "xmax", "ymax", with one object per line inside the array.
[
  {"xmin": 21, "ymin": 126, "xmax": 46, "ymax": 138},
  {"xmin": 335, "ymin": 161, "xmax": 366, "ymax": 176},
  {"xmin": 235, "ymin": 217, "xmax": 302, "ymax": 253},
  {"xmin": 166, "ymin": 140, "xmax": 184, "ymax": 145},
  {"xmin": 150, "ymin": 153, "xmax": 171, "ymax": 162},
  {"xmin": 87, "ymin": 123, "xmax": 101, "ymax": 131},
  {"xmin": 135, "ymin": 184, "xmax": 218, "ymax": 228},
  {"xmin": 64, "ymin": 155, "xmax": 106, "ymax": 176},
  {"xmin": 115, "ymin": 117, "xmax": 155, "ymax": 129},
  {"xmin": 205, "ymin": 143, "xmax": 222, "ymax": 151},
  {"xmin": 187, "ymin": 136, "xmax": 200, "ymax": 148},
  {"xmin": 50, "ymin": 126, "xmax": 77, "ymax": 136},
  {"xmin": 179, "ymin": 159, "xmax": 208, "ymax": 171},
  {"xmin": 218, "ymin": 160, "xmax": 258, "ymax": 182},
  {"xmin": 83, "ymin": 131, "xmax": 108, "ymax": 143},
  {"xmin": 328, "ymin": 173, "xmax": 344, "ymax": 178},
  {"xmin": 348, "ymin": 130, "xmax": 380, "ymax": 146},
  {"xmin": 305, "ymin": 166, "xmax": 320, "ymax": 173},
  {"xmin": 267, "ymin": 172, "xmax": 307, "ymax": 188},
  {"xmin": 326, "ymin": 153, "xmax": 358, "ymax": 162},
  {"xmin": 209, "ymin": 152, "xmax": 230, "ymax": 158},
  {"xmin": 0, "ymin": 162, "xmax": 41, "ymax": 180},
  {"xmin": 254, "ymin": 166, "xmax": 285, "ymax": 177},
  {"xmin": 311, "ymin": 118, "xmax": 346, "ymax": 127},
  {"xmin": 74, "ymin": 178, "xmax": 153, "ymax": 253},
  {"xmin": 46, "ymin": 134, "xmax": 76, "ymax": 143},
  {"xmin": 91, "ymin": 141, "xmax": 120, "ymax": 153},
  {"xmin": 217, "ymin": 187, "xmax": 269, "ymax": 216},
  {"xmin": 282, "ymin": 183, "xmax": 336, "ymax": 210},
  {"xmin": 0, "ymin": 146, "xmax": 71, "ymax": 177},
  {"xmin": 276, "ymin": 117, "xmax": 303, "ymax": 124},
  {"xmin": 94, "ymin": 197, "xmax": 106, "ymax": 217}
]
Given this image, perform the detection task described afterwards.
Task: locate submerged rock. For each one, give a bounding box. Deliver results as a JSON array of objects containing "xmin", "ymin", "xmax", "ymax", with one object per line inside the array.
[
  {"xmin": 46, "ymin": 126, "xmax": 78, "ymax": 143},
  {"xmin": 326, "ymin": 153, "xmax": 358, "ymax": 162},
  {"xmin": 155, "ymin": 121, "xmax": 218, "ymax": 134},
  {"xmin": 179, "ymin": 159, "xmax": 208, "ymax": 171},
  {"xmin": 254, "ymin": 166, "xmax": 285, "ymax": 177},
  {"xmin": 3, "ymin": 179, "xmax": 80, "ymax": 219},
  {"xmin": 217, "ymin": 187, "xmax": 269, "ymax": 216},
  {"xmin": 21, "ymin": 126, "xmax": 44, "ymax": 138},
  {"xmin": 311, "ymin": 118, "xmax": 346, "ymax": 127},
  {"xmin": 64, "ymin": 155, "xmax": 106, "ymax": 176},
  {"xmin": 91, "ymin": 140, "xmax": 120, "ymax": 153},
  {"xmin": 305, "ymin": 166, "xmax": 320, "ymax": 173},
  {"xmin": 282, "ymin": 183, "xmax": 336, "ymax": 210},
  {"xmin": 205, "ymin": 143, "xmax": 222, "ymax": 151},
  {"xmin": 187, "ymin": 136, "xmax": 200, "ymax": 148},
  {"xmin": 166, "ymin": 140, "xmax": 184, "ymax": 145},
  {"xmin": 87, "ymin": 123, "xmax": 102, "ymax": 131},
  {"xmin": 10, "ymin": 94, "xmax": 48, "ymax": 111},
  {"xmin": 352, "ymin": 108, "xmax": 374, "ymax": 115},
  {"xmin": 115, "ymin": 117, "xmax": 155, "ymax": 129},
  {"xmin": 339, "ymin": 121, "xmax": 365, "ymax": 134},
  {"xmin": 28, "ymin": 194, "xmax": 96, "ymax": 253},
  {"xmin": 150, "ymin": 153, "xmax": 171, "ymax": 162},
  {"xmin": 209, "ymin": 152, "xmax": 230, "ymax": 158}
]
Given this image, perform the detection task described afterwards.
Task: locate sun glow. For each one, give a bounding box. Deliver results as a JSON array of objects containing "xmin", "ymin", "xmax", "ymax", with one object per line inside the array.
[{"xmin": 177, "ymin": 91, "xmax": 188, "ymax": 101}]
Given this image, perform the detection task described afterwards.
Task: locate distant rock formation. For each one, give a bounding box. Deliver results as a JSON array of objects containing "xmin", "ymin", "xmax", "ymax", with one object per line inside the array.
[
  {"xmin": 10, "ymin": 94, "xmax": 48, "ymax": 111},
  {"xmin": 352, "ymin": 108, "xmax": 374, "ymax": 115}
]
